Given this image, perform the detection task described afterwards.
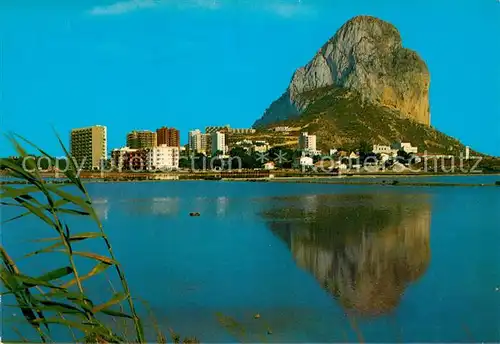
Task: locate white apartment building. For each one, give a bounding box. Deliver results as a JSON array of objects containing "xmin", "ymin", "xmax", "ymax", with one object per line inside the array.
[
  {"xmin": 188, "ymin": 129, "xmax": 202, "ymax": 153},
  {"xmin": 298, "ymin": 132, "xmax": 317, "ymax": 153},
  {"xmin": 252, "ymin": 145, "xmax": 269, "ymax": 154},
  {"xmin": 272, "ymin": 126, "xmax": 291, "ymax": 132},
  {"xmin": 391, "ymin": 142, "xmax": 418, "ymax": 154},
  {"xmin": 146, "ymin": 145, "xmax": 180, "ymax": 171},
  {"xmin": 229, "ymin": 128, "xmax": 256, "ymax": 134},
  {"xmin": 205, "ymin": 125, "xmax": 256, "ymax": 134},
  {"xmin": 294, "ymin": 156, "xmax": 314, "ymax": 169},
  {"xmin": 372, "ymin": 145, "xmax": 392, "ymax": 154},
  {"xmin": 211, "ymin": 132, "xmax": 226, "ymax": 155}
]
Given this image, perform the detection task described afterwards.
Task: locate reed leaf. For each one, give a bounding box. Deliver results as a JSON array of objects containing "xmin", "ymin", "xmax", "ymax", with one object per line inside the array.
[
  {"xmin": 1, "ymin": 198, "xmax": 72, "ymax": 225},
  {"xmin": 48, "ymin": 290, "xmax": 93, "ymax": 304},
  {"xmin": 56, "ymin": 208, "xmax": 91, "ymax": 216},
  {"xmin": 25, "ymin": 242, "xmax": 66, "ymax": 258},
  {"xmin": 0, "ymin": 211, "xmax": 34, "ymax": 224},
  {"xmin": 60, "ymin": 262, "xmax": 112, "ymax": 289},
  {"xmin": 45, "ymin": 185, "xmax": 93, "ymax": 212},
  {"xmin": 13, "ymin": 133, "xmax": 56, "ymax": 161},
  {"xmin": 0, "ymin": 158, "xmax": 40, "ymax": 186},
  {"xmin": 10, "ymin": 274, "xmax": 65, "ymax": 291},
  {"xmin": 12, "ymin": 197, "xmax": 56, "ymax": 228},
  {"xmin": 1, "ymin": 259, "xmax": 51, "ymax": 339},
  {"xmin": 0, "ymin": 185, "xmax": 45, "ymax": 199},
  {"xmin": 37, "ymin": 266, "xmax": 74, "ymax": 282},
  {"xmin": 1, "ymin": 135, "xmax": 147, "ymax": 343},
  {"xmin": 92, "ymin": 292, "xmax": 129, "ymax": 313},
  {"xmin": 33, "ymin": 232, "xmax": 103, "ymax": 243},
  {"xmin": 36, "ymin": 300, "xmax": 88, "ymax": 316},
  {"xmin": 12, "ymin": 326, "xmax": 30, "ymax": 342},
  {"xmin": 55, "ymin": 133, "xmax": 86, "ymax": 193},
  {"xmin": 32, "ymin": 317, "xmax": 113, "ymax": 337},
  {"xmin": 101, "ymin": 308, "xmax": 134, "ymax": 319},
  {"xmin": 68, "ymin": 251, "xmax": 117, "ymax": 265}
]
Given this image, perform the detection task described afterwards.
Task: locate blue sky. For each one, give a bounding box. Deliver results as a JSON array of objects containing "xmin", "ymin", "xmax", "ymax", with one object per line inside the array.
[{"xmin": 1, "ymin": 0, "xmax": 499, "ymax": 156}]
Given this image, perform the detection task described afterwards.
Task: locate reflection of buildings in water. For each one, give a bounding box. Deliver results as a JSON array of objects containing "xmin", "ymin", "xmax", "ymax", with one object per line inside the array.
[
  {"xmin": 194, "ymin": 197, "xmax": 208, "ymax": 205},
  {"xmin": 193, "ymin": 197, "xmax": 208, "ymax": 213},
  {"xmin": 191, "ymin": 196, "xmax": 229, "ymax": 216},
  {"xmin": 216, "ymin": 197, "xmax": 228, "ymax": 217},
  {"xmin": 93, "ymin": 198, "xmax": 109, "ymax": 221},
  {"xmin": 265, "ymin": 194, "xmax": 432, "ymax": 316},
  {"xmin": 149, "ymin": 197, "xmax": 180, "ymax": 215}
]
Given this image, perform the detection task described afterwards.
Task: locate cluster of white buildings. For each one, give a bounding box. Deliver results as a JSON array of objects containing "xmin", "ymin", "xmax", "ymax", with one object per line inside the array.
[
  {"xmin": 205, "ymin": 125, "xmax": 256, "ymax": 135},
  {"xmin": 188, "ymin": 125, "xmax": 260, "ymax": 156},
  {"xmin": 271, "ymin": 126, "xmax": 292, "ymax": 132},
  {"xmin": 294, "ymin": 141, "xmax": 422, "ymax": 170},
  {"xmin": 371, "ymin": 142, "xmax": 419, "ymax": 162},
  {"xmin": 233, "ymin": 139, "xmax": 270, "ymax": 154},
  {"xmin": 112, "ymin": 145, "xmax": 180, "ymax": 171}
]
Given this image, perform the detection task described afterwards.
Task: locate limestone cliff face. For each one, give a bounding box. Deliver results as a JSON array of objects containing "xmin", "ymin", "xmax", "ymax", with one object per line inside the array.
[{"xmin": 254, "ymin": 16, "xmax": 430, "ymax": 127}]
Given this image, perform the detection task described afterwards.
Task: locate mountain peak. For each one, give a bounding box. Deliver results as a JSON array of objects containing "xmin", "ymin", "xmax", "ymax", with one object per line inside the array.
[{"xmin": 254, "ymin": 15, "xmax": 430, "ymax": 128}]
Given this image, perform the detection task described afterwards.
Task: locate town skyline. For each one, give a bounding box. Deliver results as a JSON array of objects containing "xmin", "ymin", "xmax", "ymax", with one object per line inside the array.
[
  {"xmin": 68, "ymin": 122, "xmax": 474, "ymax": 175},
  {"xmin": 1, "ymin": 0, "xmax": 499, "ymax": 156}
]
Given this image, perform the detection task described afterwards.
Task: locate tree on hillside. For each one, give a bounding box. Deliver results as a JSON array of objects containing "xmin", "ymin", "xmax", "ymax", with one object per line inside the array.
[
  {"xmin": 229, "ymin": 147, "xmax": 258, "ymax": 169},
  {"xmin": 268, "ymin": 147, "xmax": 300, "ymax": 168},
  {"xmin": 357, "ymin": 140, "xmax": 373, "ymax": 156},
  {"xmin": 397, "ymin": 150, "xmax": 411, "ymax": 163}
]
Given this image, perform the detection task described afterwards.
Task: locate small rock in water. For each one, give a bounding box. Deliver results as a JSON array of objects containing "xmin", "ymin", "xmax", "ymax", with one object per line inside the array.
[{"xmin": 254, "ymin": 313, "xmax": 261, "ymax": 319}]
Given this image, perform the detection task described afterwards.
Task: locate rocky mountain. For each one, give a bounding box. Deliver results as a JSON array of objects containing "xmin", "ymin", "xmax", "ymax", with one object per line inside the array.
[
  {"xmin": 254, "ymin": 15, "xmax": 431, "ymax": 128},
  {"xmin": 273, "ymin": 85, "xmax": 465, "ymax": 154}
]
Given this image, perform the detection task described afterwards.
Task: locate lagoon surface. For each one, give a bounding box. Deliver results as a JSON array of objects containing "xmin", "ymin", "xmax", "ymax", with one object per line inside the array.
[{"xmin": 2, "ymin": 180, "xmax": 500, "ymax": 342}]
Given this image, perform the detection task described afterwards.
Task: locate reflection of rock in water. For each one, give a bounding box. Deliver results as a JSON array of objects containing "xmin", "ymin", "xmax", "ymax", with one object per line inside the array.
[{"xmin": 264, "ymin": 194, "xmax": 431, "ymax": 316}]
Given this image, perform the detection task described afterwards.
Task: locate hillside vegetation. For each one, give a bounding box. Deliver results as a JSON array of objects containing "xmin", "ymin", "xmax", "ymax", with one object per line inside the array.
[{"xmin": 270, "ymin": 86, "xmax": 468, "ymax": 154}]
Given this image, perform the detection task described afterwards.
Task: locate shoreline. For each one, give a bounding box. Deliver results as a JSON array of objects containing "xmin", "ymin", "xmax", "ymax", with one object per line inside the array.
[{"xmin": 1, "ymin": 173, "xmax": 499, "ymax": 187}]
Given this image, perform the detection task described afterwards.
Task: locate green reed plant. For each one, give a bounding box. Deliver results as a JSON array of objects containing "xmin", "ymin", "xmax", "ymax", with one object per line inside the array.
[{"xmin": 0, "ymin": 134, "xmax": 145, "ymax": 343}]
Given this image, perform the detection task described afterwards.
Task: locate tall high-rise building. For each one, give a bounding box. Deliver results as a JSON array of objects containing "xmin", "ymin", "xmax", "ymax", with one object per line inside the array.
[
  {"xmin": 156, "ymin": 127, "xmax": 180, "ymax": 147},
  {"xmin": 188, "ymin": 129, "xmax": 202, "ymax": 153},
  {"xmin": 211, "ymin": 132, "xmax": 226, "ymax": 155},
  {"xmin": 201, "ymin": 133, "xmax": 211, "ymax": 155},
  {"xmin": 127, "ymin": 130, "xmax": 157, "ymax": 149},
  {"xmin": 298, "ymin": 132, "xmax": 317, "ymax": 152},
  {"xmin": 70, "ymin": 125, "xmax": 107, "ymax": 170}
]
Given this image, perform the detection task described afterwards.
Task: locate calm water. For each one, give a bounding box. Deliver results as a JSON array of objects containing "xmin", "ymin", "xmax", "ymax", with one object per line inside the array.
[
  {"xmin": 293, "ymin": 174, "xmax": 500, "ymax": 185},
  {"xmin": 1, "ymin": 180, "xmax": 499, "ymax": 342}
]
